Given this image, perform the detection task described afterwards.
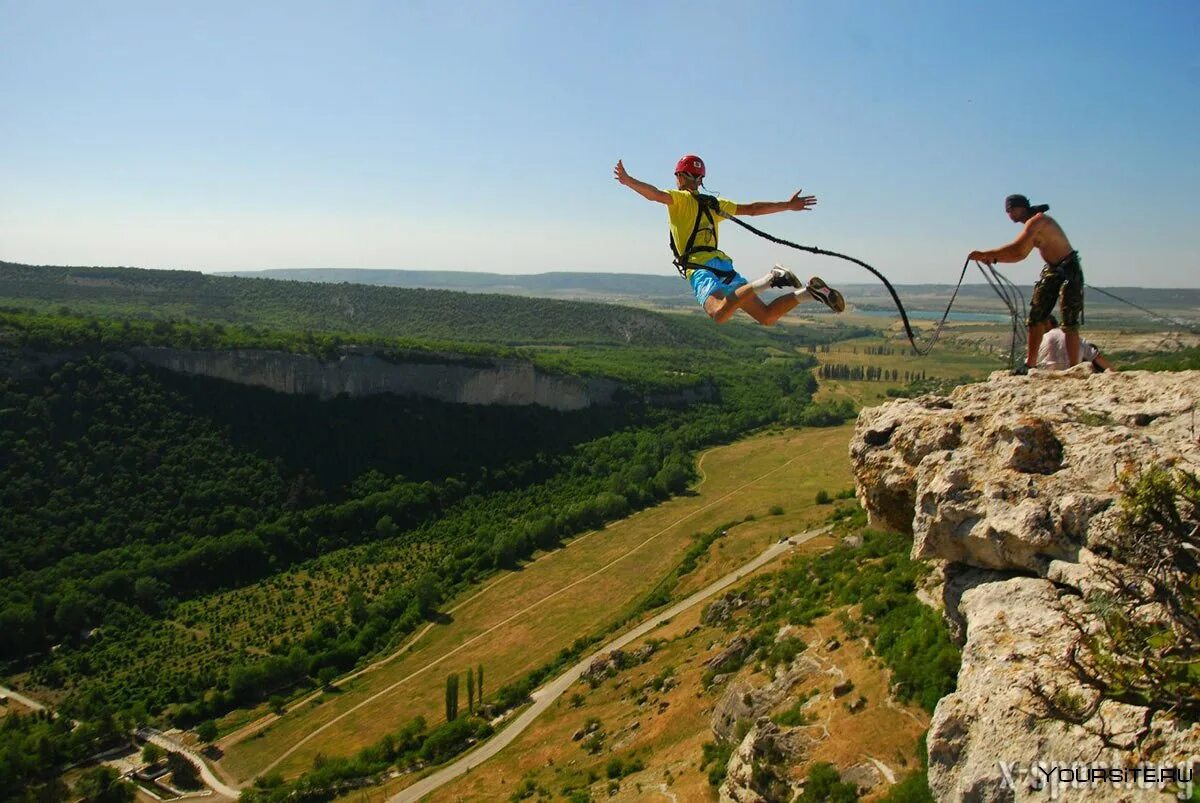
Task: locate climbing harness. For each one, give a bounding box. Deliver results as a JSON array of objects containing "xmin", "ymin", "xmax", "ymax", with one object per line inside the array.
[{"xmin": 669, "ymin": 193, "xmax": 738, "ymax": 283}]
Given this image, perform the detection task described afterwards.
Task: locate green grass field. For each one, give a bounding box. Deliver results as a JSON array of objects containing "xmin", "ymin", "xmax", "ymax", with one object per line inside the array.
[
  {"xmin": 811, "ymin": 326, "xmax": 1003, "ymax": 406},
  {"xmin": 214, "ymin": 327, "xmax": 1006, "ymax": 787},
  {"xmin": 217, "ymin": 424, "xmax": 856, "ymax": 783}
]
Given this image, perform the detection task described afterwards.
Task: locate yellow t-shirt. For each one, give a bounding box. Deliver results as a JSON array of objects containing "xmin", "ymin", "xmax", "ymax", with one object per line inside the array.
[{"xmin": 666, "ymin": 189, "xmax": 738, "ymax": 271}]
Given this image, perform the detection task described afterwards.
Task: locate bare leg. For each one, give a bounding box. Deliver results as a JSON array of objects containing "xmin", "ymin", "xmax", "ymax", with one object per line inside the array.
[
  {"xmin": 703, "ymin": 284, "xmax": 760, "ymax": 324},
  {"xmin": 741, "ymin": 293, "xmax": 804, "ymax": 326},
  {"xmin": 1063, "ymin": 328, "xmax": 1081, "ymax": 366},
  {"xmin": 1026, "ymin": 320, "xmax": 1050, "ymax": 368}
]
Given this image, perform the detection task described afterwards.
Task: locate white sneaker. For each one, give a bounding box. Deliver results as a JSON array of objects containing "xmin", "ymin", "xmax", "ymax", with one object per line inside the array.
[{"xmin": 769, "ymin": 264, "xmax": 802, "ymax": 289}]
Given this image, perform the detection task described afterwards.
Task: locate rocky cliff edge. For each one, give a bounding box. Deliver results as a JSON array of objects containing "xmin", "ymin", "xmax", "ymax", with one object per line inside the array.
[{"xmin": 851, "ymin": 366, "xmax": 1200, "ymax": 801}]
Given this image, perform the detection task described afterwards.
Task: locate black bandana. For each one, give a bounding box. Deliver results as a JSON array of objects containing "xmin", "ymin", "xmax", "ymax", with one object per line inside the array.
[
  {"xmin": 1005, "ymin": 194, "xmax": 1030, "ymax": 211},
  {"xmin": 1006, "ymin": 194, "xmax": 1049, "ymax": 216}
]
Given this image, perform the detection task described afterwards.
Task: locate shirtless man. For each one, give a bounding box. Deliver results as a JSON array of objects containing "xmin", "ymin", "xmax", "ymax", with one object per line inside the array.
[{"xmin": 969, "ymin": 194, "xmax": 1084, "ymax": 371}]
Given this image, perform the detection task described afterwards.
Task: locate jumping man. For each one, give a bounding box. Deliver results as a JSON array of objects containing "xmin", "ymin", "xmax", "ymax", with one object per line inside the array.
[
  {"xmin": 614, "ymin": 155, "xmax": 844, "ymax": 324},
  {"xmin": 969, "ymin": 195, "xmax": 1084, "ymax": 370}
]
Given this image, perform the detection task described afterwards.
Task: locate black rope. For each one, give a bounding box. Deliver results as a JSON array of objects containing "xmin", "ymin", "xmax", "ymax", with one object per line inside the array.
[
  {"xmin": 916, "ymin": 257, "xmax": 972, "ymax": 356},
  {"xmin": 717, "ymin": 211, "xmax": 969, "ymax": 355},
  {"xmin": 975, "ymin": 264, "xmax": 1011, "ymax": 360},
  {"xmin": 994, "ymin": 267, "xmax": 1025, "ymax": 366},
  {"xmin": 1084, "ymin": 284, "xmax": 1200, "ymax": 334},
  {"xmin": 976, "ymin": 261, "xmax": 1026, "ymax": 369}
]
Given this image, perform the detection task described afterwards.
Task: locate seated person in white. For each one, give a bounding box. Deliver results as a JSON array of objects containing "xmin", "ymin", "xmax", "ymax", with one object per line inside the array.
[{"xmin": 1037, "ymin": 315, "xmax": 1112, "ymax": 371}]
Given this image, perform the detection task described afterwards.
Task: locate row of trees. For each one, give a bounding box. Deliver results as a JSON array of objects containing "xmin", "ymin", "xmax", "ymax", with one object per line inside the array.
[
  {"xmin": 239, "ymin": 714, "xmax": 494, "ymax": 803},
  {"xmin": 444, "ymin": 665, "xmax": 484, "ymax": 721},
  {"xmin": 261, "ymin": 619, "xmax": 624, "ymax": 799},
  {"xmin": 818, "ymin": 364, "xmax": 928, "ymax": 382}
]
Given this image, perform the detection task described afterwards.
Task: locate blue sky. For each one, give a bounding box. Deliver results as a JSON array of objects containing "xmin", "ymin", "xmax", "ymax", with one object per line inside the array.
[{"xmin": 1, "ymin": 0, "xmax": 1197, "ymax": 286}]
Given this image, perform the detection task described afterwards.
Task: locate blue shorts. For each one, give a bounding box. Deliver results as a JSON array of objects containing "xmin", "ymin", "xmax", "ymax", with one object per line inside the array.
[{"xmin": 688, "ymin": 257, "xmax": 748, "ymax": 306}]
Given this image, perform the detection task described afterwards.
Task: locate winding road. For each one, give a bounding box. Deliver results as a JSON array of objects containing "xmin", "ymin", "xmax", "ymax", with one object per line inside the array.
[
  {"xmin": 389, "ymin": 525, "xmax": 830, "ymax": 802},
  {"xmin": 0, "ymin": 686, "xmax": 237, "ymax": 798},
  {"xmin": 139, "ymin": 727, "xmax": 241, "ymax": 799},
  {"xmin": 0, "ymin": 685, "xmax": 49, "ymax": 713},
  {"xmin": 246, "ymin": 446, "xmax": 811, "ymax": 782}
]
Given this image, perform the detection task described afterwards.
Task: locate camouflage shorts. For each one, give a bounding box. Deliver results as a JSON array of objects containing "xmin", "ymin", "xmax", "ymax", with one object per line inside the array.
[{"xmin": 1027, "ymin": 252, "xmax": 1084, "ymax": 329}]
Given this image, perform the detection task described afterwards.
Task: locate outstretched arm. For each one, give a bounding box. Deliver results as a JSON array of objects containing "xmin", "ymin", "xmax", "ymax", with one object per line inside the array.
[
  {"xmin": 734, "ymin": 190, "xmax": 817, "ymax": 217},
  {"xmin": 970, "ymin": 220, "xmax": 1039, "ymax": 264},
  {"xmin": 614, "ymin": 160, "xmax": 671, "ymax": 205}
]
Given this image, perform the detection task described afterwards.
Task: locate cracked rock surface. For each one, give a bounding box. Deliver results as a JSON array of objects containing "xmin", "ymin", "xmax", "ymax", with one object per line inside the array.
[{"xmin": 851, "ymin": 368, "xmax": 1200, "ymax": 801}]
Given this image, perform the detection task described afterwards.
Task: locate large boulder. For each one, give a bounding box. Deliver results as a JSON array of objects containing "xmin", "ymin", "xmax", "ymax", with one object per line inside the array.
[
  {"xmin": 851, "ymin": 368, "xmax": 1200, "ymax": 574},
  {"xmin": 710, "ymin": 654, "xmax": 820, "ymax": 742},
  {"xmin": 719, "ymin": 718, "xmax": 815, "ymax": 803}
]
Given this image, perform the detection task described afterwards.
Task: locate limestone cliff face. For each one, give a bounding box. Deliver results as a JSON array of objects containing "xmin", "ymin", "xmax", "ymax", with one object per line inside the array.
[
  {"xmin": 851, "ymin": 366, "xmax": 1200, "ymax": 802},
  {"xmin": 129, "ymin": 347, "xmax": 630, "ymax": 410},
  {"xmin": 3, "ymin": 343, "xmax": 716, "ymax": 410}
]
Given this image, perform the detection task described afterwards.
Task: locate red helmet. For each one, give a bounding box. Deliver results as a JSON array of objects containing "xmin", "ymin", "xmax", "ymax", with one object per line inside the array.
[{"xmin": 674, "ymin": 154, "xmax": 705, "ymax": 178}]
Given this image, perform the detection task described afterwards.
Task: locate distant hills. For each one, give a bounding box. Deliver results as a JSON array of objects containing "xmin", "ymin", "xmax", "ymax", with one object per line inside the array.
[
  {"xmin": 0, "ymin": 261, "xmax": 856, "ymax": 351},
  {"xmin": 219, "ymin": 268, "xmax": 694, "ymax": 306},
  {"xmin": 4, "ymin": 262, "xmax": 1197, "ymax": 334},
  {"xmin": 0, "ymin": 261, "xmax": 709, "ymax": 347},
  {"xmin": 222, "ymin": 268, "xmax": 685, "ymax": 297},
  {"xmin": 220, "ymin": 268, "xmax": 1200, "ymax": 322}
]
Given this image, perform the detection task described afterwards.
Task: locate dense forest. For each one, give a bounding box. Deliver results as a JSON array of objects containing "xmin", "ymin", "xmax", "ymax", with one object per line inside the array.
[{"xmin": 0, "ymin": 263, "xmax": 866, "ymax": 797}]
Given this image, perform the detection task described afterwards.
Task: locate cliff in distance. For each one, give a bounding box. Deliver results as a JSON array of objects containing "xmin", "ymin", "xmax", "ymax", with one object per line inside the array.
[
  {"xmin": 130, "ymin": 347, "xmax": 624, "ymax": 410},
  {"xmin": 3, "ymin": 345, "xmax": 717, "ymax": 411}
]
